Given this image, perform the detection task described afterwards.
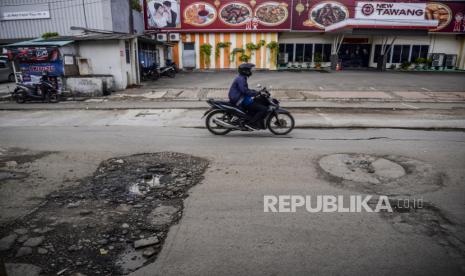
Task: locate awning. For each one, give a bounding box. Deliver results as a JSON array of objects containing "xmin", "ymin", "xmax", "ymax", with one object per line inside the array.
[
  {"xmin": 325, "ymin": 19, "xmax": 439, "ymax": 33},
  {"xmin": 5, "ymin": 38, "xmax": 74, "ymax": 48}
]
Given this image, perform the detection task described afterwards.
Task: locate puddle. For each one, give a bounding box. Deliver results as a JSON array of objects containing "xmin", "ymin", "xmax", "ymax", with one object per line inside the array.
[
  {"xmin": 128, "ymin": 174, "xmax": 163, "ymax": 196},
  {"xmin": 115, "ymin": 247, "xmax": 146, "ymax": 274}
]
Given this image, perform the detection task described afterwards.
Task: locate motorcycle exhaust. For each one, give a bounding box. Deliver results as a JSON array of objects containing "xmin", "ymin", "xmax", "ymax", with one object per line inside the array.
[{"xmin": 212, "ymin": 118, "xmax": 238, "ymax": 129}]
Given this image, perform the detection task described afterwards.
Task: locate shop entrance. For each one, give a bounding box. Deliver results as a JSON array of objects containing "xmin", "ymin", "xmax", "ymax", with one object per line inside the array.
[{"xmin": 339, "ymin": 44, "xmax": 371, "ymax": 68}]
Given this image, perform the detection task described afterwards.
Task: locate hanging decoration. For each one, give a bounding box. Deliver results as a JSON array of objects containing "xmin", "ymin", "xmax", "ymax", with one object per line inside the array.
[
  {"xmin": 250, "ymin": 0, "xmax": 256, "ymax": 8},
  {"xmin": 306, "ymin": 0, "xmax": 310, "ymax": 11},
  {"xmin": 296, "ymin": 0, "xmax": 305, "ymax": 15},
  {"xmin": 214, "ymin": 0, "xmax": 221, "ymax": 8}
]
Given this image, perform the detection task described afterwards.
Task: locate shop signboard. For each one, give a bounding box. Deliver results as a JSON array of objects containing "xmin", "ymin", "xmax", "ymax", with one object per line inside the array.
[
  {"xmin": 144, "ymin": 0, "xmax": 292, "ymax": 31},
  {"xmin": 7, "ymin": 47, "xmax": 60, "ymax": 63},
  {"xmin": 355, "ymin": 2, "xmax": 426, "ymax": 20},
  {"xmin": 19, "ymin": 61, "xmax": 64, "ymax": 77},
  {"xmin": 291, "ymin": 0, "xmax": 464, "ymax": 33},
  {"xmin": 143, "ymin": 0, "xmax": 465, "ymax": 33},
  {"xmin": 0, "ymin": 4, "xmax": 50, "ymax": 20}
]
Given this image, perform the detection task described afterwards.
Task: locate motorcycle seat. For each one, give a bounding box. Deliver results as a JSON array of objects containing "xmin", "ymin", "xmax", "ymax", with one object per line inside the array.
[{"xmin": 18, "ymin": 83, "xmax": 38, "ymax": 90}]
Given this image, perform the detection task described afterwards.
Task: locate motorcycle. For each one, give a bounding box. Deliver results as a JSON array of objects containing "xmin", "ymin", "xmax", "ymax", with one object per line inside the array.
[
  {"xmin": 166, "ymin": 59, "xmax": 179, "ymax": 73},
  {"xmin": 158, "ymin": 63, "xmax": 176, "ymax": 78},
  {"xmin": 12, "ymin": 74, "xmax": 59, "ymax": 104},
  {"xmin": 203, "ymin": 85, "xmax": 295, "ymax": 135},
  {"xmin": 141, "ymin": 63, "xmax": 160, "ymax": 81}
]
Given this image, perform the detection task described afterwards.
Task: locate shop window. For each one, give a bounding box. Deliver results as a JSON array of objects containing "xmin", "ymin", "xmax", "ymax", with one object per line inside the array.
[
  {"xmin": 314, "ymin": 44, "xmax": 322, "ymax": 60},
  {"xmin": 420, "ymin": 45, "xmax": 429, "ymax": 59},
  {"xmin": 373, "ymin": 44, "xmax": 392, "ymax": 63},
  {"xmin": 295, "ymin": 44, "xmax": 304, "ymax": 62},
  {"xmin": 411, "ymin": 45, "xmax": 430, "ymax": 61},
  {"xmin": 125, "ymin": 41, "xmax": 131, "ymax": 64},
  {"xmin": 279, "ymin": 44, "xmax": 285, "ymax": 55},
  {"xmin": 285, "ymin": 44, "xmax": 294, "ymax": 63},
  {"xmin": 392, "ymin": 45, "xmax": 402, "ymax": 63},
  {"xmin": 323, "ymin": 44, "xmax": 331, "ymax": 62},
  {"xmin": 304, "ymin": 44, "xmax": 313, "ymax": 62},
  {"xmin": 315, "ymin": 44, "xmax": 332, "ymax": 62},
  {"xmin": 411, "ymin": 45, "xmax": 421, "ymax": 61},
  {"xmin": 401, "ymin": 45, "xmax": 410, "ymax": 62}
]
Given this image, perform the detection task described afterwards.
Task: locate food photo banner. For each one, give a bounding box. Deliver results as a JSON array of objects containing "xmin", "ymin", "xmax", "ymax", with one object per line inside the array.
[
  {"xmin": 292, "ymin": 0, "xmax": 465, "ymax": 33},
  {"xmin": 144, "ymin": 0, "xmax": 465, "ymax": 32},
  {"xmin": 145, "ymin": 0, "xmax": 292, "ymax": 31}
]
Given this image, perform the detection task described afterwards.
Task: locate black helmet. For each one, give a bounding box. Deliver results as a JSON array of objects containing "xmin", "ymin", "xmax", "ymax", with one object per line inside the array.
[{"xmin": 238, "ymin": 63, "xmax": 255, "ymax": 77}]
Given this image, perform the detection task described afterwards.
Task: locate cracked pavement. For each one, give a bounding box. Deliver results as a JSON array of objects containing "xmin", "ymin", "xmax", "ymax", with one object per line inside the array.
[{"xmin": 1, "ymin": 107, "xmax": 465, "ymax": 275}]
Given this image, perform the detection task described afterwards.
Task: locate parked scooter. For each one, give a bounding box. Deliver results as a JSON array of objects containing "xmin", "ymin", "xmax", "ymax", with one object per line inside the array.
[
  {"xmin": 11, "ymin": 72, "xmax": 59, "ymax": 103},
  {"xmin": 141, "ymin": 63, "xmax": 160, "ymax": 81},
  {"xmin": 158, "ymin": 62, "xmax": 176, "ymax": 78},
  {"xmin": 165, "ymin": 59, "xmax": 179, "ymax": 73}
]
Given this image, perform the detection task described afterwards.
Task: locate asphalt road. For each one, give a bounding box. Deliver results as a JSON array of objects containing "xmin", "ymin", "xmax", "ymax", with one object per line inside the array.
[
  {"xmin": 1, "ymin": 109, "xmax": 465, "ymax": 275},
  {"xmin": 144, "ymin": 71, "xmax": 465, "ymax": 92}
]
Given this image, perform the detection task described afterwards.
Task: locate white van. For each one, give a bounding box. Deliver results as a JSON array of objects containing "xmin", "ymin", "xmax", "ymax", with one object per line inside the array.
[{"xmin": 0, "ymin": 59, "xmax": 15, "ymax": 82}]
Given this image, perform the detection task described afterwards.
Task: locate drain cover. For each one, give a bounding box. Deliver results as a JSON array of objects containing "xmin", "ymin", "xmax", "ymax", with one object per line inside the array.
[{"xmin": 318, "ymin": 153, "xmax": 443, "ymax": 195}]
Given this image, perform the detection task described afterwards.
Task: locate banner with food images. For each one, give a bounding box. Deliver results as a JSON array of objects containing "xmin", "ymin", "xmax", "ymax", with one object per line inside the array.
[
  {"xmin": 143, "ymin": 0, "xmax": 465, "ymax": 32},
  {"xmin": 291, "ymin": 0, "xmax": 465, "ymax": 33},
  {"xmin": 182, "ymin": 0, "xmax": 292, "ymax": 30}
]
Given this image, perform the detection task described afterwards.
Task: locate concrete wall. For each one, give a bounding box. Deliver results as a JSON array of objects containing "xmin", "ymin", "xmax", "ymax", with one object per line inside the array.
[
  {"xmin": 64, "ymin": 76, "xmax": 115, "ymax": 96},
  {"xmin": 0, "ymin": 0, "xmax": 113, "ymax": 40},
  {"xmin": 0, "ymin": 0, "xmax": 139, "ymax": 41},
  {"xmin": 133, "ymin": 10, "xmax": 145, "ymax": 34},
  {"xmin": 77, "ymin": 39, "xmax": 138, "ymax": 90},
  {"xmin": 111, "ymin": 0, "xmax": 130, "ymax": 33}
]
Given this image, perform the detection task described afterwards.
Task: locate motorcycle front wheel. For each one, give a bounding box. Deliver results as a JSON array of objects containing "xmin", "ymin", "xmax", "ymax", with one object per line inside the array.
[
  {"xmin": 13, "ymin": 89, "xmax": 26, "ymax": 104},
  {"xmin": 151, "ymin": 71, "xmax": 160, "ymax": 81},
  {"xmin": 267, "ymin": 111, "xmax": 295, "ymax": 135},
  {"xmin": 205, "ymin": 110, "xmax": 232, "ymax": 135},
  {"xmin": 46, "ymin": 91, "xmax": 59, "ymax": 103}
]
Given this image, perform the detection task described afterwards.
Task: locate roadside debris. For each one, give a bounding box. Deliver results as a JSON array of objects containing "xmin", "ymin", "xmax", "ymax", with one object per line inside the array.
[{"xmin": 0, "ymin": 152, "xmax": 208, "ymax": 275}]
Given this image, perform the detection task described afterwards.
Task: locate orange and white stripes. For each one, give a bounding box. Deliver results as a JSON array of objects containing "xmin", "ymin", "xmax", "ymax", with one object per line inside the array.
[{"xmin": 173, "ymin": 32, "xmax": 279, "ymax": 70}]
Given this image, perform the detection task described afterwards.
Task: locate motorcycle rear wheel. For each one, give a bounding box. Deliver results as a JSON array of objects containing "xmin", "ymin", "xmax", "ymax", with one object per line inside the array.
[
  {"xmin": 267, "ymin": 111, "xmax": 295, "ymax": 135},
  {"xmin": 206, "ymin": 110, "xmax": 232, "ymax": 135},
  {"xmin": 167, "ymin": 70, "xmax": 175, "ymax": 78}
]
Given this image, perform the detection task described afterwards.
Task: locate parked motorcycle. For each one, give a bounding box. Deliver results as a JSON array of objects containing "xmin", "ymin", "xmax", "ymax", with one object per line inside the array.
[
  {"xmin": 141, "ymin": 63, "xmax": 160, "ymax": 81},
  {"xmin": 158, "ymin": 63, "xmax": 176, "ymax": 78},
  {"xmin": 12, "ymin": 74, "xmax": 59, "ymax": 104},
  {"xmin": 166, "ymin": 59, "xmax": 179, "ymax": 73},
  {"xmin": 203, "ymin": 85, "xmax": 295, "ymax": 135}
]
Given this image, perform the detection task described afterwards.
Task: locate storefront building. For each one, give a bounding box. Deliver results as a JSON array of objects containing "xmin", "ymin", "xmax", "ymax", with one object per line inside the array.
[
  {"xmin": 144, "ymin": 0, "xmax": 289, "ymax": 70},
  {"xmin": 285, "ymin": 0, "xmax": 465, "ymax": 70},
  {"xmin": 144, "ymin": 0, "xmax": 465, "ymax": 70}
]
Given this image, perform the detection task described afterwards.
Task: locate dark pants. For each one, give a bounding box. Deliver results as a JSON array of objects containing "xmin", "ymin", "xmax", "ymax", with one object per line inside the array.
[{"xmin": 244, "ymin": 102, "xmax": 268, "ymax": 128}]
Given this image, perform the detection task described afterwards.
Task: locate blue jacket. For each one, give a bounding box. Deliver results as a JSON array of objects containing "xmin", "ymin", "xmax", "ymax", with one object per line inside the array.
[{"xmin": 228, "ymin": 75, "xmax": 257, "ymax": 106}]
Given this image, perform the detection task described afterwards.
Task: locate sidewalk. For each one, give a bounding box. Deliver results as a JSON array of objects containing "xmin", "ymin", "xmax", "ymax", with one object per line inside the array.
[{"xmin": 112, "ymin": 87, "xmax": 465, "ymax": 103}]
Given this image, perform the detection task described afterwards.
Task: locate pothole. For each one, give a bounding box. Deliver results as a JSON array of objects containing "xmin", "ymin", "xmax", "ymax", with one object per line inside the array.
[
  {"xmin": 0, "ymin": 152, "xmax": 209, "ymax": 275},
  {"xmin": 318, "ymin": 153, "xmax": 444, "ymax": 196}
]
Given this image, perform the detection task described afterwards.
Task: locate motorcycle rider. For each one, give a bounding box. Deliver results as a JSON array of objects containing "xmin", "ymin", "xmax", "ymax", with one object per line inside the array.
[{"xmin": 228, "ymin": 63, "xmax": 267, "ymax": 129}]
